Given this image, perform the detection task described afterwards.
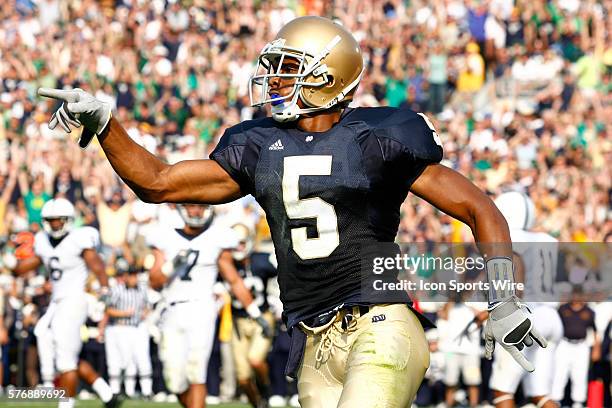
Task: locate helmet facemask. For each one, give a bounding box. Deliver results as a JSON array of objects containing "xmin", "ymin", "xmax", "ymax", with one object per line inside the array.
[
  {"xmin": 43, "ymin": 217, "xmax": 74, "ymax": 239},
  {"xmin": 178, "ymin": 204, "xmax": 214, "ymax": 230}
]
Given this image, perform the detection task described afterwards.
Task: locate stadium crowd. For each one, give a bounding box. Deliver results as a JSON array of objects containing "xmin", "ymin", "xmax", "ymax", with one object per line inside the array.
[{"xmin": 0, "ymin": 0, "xmax": 610, "ymax": 407}]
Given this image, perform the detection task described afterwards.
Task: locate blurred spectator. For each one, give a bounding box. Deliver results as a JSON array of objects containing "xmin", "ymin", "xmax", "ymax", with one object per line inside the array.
[{"xmin": 19, "ymin": 176, "xmax": 50, "ymax": 229}]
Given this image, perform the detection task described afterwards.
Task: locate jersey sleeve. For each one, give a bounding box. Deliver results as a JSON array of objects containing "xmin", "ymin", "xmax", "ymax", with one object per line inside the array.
[
  {"xmin": 210, "ymin": 124, "xmax": 257, "ymax": 195},
  {"xmin": 74, "ymin": 227, "xmax": 100, "ymax": 251},
  {"xmin": 374, "ymin": 109, "xmax": 443, "ymax": 187},
  {"xmin": 377, "ymin": 110, "xmax": 443, "ymax": 162}
]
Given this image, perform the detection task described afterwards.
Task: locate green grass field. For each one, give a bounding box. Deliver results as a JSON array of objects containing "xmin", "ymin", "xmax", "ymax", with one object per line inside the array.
[{"xmin": 0, "ymin": 399, "xmax": 254, "ymax": 408}]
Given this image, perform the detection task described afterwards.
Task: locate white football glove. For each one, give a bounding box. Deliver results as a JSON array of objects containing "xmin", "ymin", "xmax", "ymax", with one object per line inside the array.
[
  {"xmin": 484, "ymin": 296, "xmax": 547, "ymax": 372},
  {"xmin": 38, "ymin": 88, "xmax": 111, "ymax": 148}
]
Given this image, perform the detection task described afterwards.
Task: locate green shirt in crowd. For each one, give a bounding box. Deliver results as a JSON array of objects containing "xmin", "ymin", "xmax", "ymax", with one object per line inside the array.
[{"xmin": 25, "ymin": 191, "xmax": 51, "ymax": 226}]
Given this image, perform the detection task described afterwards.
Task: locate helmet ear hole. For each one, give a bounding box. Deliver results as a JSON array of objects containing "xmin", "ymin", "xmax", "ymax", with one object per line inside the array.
[{"xmin": 326, "ymin": 75, "xmax": 335, "ymax": 87}]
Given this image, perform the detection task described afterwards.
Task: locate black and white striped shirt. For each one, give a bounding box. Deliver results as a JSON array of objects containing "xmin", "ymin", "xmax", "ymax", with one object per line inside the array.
[{"xmin": 108, "ymin": 283, "xmax": 148, "ymax": 326}]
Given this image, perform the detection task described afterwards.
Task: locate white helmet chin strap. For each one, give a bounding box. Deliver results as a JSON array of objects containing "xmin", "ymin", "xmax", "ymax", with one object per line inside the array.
[{"xmin": 271, "ymin": 67, "xmax": 365, "ymax": 122}]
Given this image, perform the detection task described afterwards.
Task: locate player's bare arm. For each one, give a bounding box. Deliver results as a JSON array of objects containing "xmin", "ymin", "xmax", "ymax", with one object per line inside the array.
[
  {"xmin": 100, "ymin": 119, "xmax": 242, "ymax": 204},
  {"xmin": 37, "ymin": 88, "xmax": 242, "ymax": 204},
  {"xmin": 410, "ymin": 163, "xmax": 511, "ymax": 250},
  {"xmin": 82, "ymin": 248, "xmax": 109, "ymax": 287},
  {"xmin": 5, "ymin": 254, "xmax": 42, "ymax": 276},
  {"xmin": 148, "ymin": 248, "xmax": 168, "ymax": 290},
  {"xmin": 218, "ymin": 248, "xmax": 272, "ymax": 337},
  {"xmin": 217, "ymin": 249, "xmax": 254, "ymax": 308},
  {"xmin": 412, "ymin": 163, "xmax": 547, "ymax": 372},
  {"xmin": 105, "ymin": 308, "xmax": 135, "ymax": 318}
]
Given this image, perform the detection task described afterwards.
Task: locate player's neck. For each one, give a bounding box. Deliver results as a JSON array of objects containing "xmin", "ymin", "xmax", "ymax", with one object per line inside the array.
[
  {"xmin": 296, "ymin": 109, "xmax": 343, "ymax": 133},
  {"xmin": 569, "ymin": 301, "xmax": 584, "ymax": 310},
  {"xmin": 183, "ymin": 226, "xmax": 205, "ymax": 236}
]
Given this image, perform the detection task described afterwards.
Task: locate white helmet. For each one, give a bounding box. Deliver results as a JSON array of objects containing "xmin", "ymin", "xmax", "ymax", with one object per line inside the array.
[
  {"xmin": 177, "ymin": 204, "xmax": 214, "ymax": 229},
  {"xmin": 494, "ymin": 191, "xmax": 536, "ymax": 231},
  {"xmin": 231, "ymin": 223, "xmax": 254, "ymax": 262},
  {"xmin": 41, "ymin": 198, "xmax": 75, "ymax": 239}
]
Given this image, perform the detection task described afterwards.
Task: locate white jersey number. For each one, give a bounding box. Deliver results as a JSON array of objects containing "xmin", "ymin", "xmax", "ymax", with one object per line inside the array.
[
  {"xmin": 282, "ymin": 155, "xmax": 339, "ymax": 260},
  {"xmin": 176, "ymin": 249, "xmax": 200, "ymax": 281},
  {"xmin": 48, "ymin": 256, "xmax": 62, "ymax": 281}
]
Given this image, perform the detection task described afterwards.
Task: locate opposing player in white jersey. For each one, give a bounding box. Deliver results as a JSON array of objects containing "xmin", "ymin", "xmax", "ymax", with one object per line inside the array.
[
  {"xmin": 489, "ymin": 192, "xmax": 563, "ymax": 408},
  {"xmin": 4, "ymin": 198, "xmax": 120, "ymax": 408},
  {"xmin": 148, "ymin": 204, "xmax": 269, "ymax": 408}
]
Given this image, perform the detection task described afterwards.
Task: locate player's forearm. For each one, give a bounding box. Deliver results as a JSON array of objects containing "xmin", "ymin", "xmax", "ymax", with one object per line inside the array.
[
  {"xmin": 469, "ymin": 197, "xmax": 513, "ymax": 258},
  {"xmin": 467, "ymin": 192, "xmax": 517, "ymax": 305},
  {"xmin": 83, "ymin": 250, "xmax": 109, "ymax": 287},
  {"xmin": 106, "ymin": 308, "xmax": 132, "ymax": 318},
  {"xmin": 9, "ymin": 256, "xmax": 42, "ymax": 276},
  {"xmin": 411, "ymin": 165, "xmax": 513, "ymax": 304},
  {"xmin": 230, "ymin": 281, "xmax": 255, "ymax": 309},
  {"xmin": 91, "ymin": 262, "xmax": 109, "ymax": 287},
  {"xmin": 218, "ymin": 252, "xmax": 254, "ymax": 307},
  {"xmin": 100, "ymin": 118, "xmax": 171, "ymax": 203},
  {"xmin": 148, "ymin": 268, "xmax": 167, "ymax": 290}
]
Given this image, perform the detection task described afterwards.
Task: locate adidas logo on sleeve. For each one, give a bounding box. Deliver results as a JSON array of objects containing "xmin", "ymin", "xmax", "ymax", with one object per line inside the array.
[{"xmin": 269, "ymin": 139, "xmax": 284, "ymax": 151}]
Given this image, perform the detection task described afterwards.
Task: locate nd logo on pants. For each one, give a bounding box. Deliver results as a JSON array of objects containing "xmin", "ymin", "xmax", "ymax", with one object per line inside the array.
[{"xmin": 297, "ymin": 304, "xmax": 430, "ymax": 408}]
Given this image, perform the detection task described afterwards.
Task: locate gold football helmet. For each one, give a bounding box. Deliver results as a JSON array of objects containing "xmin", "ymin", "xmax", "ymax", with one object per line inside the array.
[{"xmin": 249, "ymin": 16, "xmax": 364, "ymax": 122}]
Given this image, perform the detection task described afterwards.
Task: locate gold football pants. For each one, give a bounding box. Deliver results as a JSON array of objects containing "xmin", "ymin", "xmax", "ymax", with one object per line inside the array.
[
  {"xmin": 297, "ymin": 304, "xmax": 429, "ymax": 408},
  {"xmin": 231, "ymin": 312, "xmax": 275, "ymax": 381}
]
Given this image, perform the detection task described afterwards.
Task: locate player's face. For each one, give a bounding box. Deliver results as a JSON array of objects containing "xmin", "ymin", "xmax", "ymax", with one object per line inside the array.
[
  {"xmin": 267, "ymin": 57, "xmax": 300, "ymax": 99},
  {"xmin": 126, "ymin": 273, "xmax": 138, "ymax": 287},
  {"xmin": 183, "ymin": 204, "xmax": 207, "ymax": 219},
  {"xmin": 45, "ymin": 218, "xmax": 65, "ymax": 232}
]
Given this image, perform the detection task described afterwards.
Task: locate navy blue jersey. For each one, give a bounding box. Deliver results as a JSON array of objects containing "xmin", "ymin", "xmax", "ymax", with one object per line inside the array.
[
  {"xmin": 211, "ymin": 107, "xmax": 443, "ymax": 328},
  {"xmin": 231, "ymin": 252, "xmax": 277, "ymax": 318}
]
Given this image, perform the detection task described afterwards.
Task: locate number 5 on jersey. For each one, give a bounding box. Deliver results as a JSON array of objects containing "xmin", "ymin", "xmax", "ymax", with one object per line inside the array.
[{"xmin": 282, "ymin": 155, "xmax": 339, "ymax": 260}]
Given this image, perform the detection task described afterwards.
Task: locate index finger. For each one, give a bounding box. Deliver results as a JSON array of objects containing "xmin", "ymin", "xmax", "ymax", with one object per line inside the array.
[{"xmin": 37, "ymin": 88, "xmax": 79, "ymax": 102}]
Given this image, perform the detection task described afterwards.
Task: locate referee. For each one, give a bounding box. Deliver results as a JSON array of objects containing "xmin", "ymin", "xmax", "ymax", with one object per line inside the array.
[
  {"xmin": 552, "ymin": 288, "xmax": 600, "ymax": 408},
  {"xmin": 105, "ymin": 263, "xmax": 153, "ymax": 399}
]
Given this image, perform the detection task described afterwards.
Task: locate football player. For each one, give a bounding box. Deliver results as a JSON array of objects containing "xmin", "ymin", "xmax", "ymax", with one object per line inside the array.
[
  {"xmin": 147, "ymin": 204, "xmax": 268, "ymax": 408},
  {"xmin": 488, "ymin": 192, "xmax": 563, "ymax": 408},
  {"xmin": 3, "ymin": 198, "xmax": 120, "ymax": 408},
  {"xmin": 39, "ymin": 16, "xmax": 546, "ymax": 407},
  {"xmin": 229, "ymin": 222, "xmax": 276, "ymax": 407}
]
